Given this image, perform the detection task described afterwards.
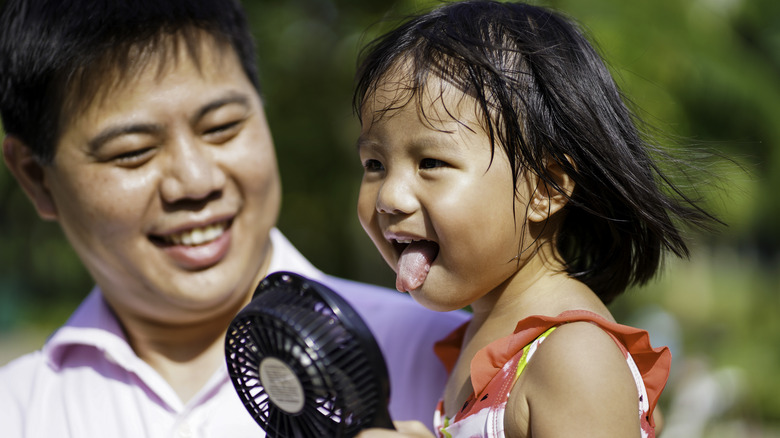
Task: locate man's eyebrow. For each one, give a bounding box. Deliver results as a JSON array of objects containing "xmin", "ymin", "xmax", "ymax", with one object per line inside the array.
[
  {"xmin": 88, "ymin": 123, "xmax": 163, "ymax": 153},
  {"xmin": 87, "ymin": 93, "xmax": 252, "ymax": 153},
  {"xmin": 191, "ymin": 93, "xmax": 251, "ymax": 124}
]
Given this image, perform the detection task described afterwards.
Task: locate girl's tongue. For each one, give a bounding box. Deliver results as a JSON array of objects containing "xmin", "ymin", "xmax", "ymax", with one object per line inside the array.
[{"xmin": 395, "ymin": 240, "xmax": 438, "ymax": 292}]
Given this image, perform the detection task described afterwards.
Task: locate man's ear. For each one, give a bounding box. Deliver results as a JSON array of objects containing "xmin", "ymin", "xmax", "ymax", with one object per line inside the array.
[
  {"xmin": 527, "ymin": 156, "xmax": 575, "ymax": 223},
  {"xmin": 2, "ymin": 135, "xmax": 58, "ymax": 220}
]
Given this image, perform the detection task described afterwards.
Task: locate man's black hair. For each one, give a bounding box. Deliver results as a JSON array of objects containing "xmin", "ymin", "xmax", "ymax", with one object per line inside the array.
[
  {"xmin": 0, "ymin": 0, "xmax": 259, "ymax": 164},
  {"xmin": 354, "ymin": 0, "xmax": 718, "ymax": 303}
]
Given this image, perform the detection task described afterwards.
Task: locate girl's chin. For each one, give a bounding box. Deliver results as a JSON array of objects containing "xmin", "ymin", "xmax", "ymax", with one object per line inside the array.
[{"xmin": 409, "ymin": 288, "xmax": 469, "ymax": 313}]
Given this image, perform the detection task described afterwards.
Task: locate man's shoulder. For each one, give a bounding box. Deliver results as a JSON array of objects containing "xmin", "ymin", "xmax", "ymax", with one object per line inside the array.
[
  {"xmin": 316, "ymin": 274, "xmax": 420, "ymax": 309},
  {"xmin": 1, "ymin": 348, "xmax": 46, "ymax": 377},
  {"xmin": 317, "ymin": 274, "xmax": 471, "ymax": 325},
  {"xmin": 0, "ymin": 352, "xmax": 38, "ymax": 436},
  {"xmin": 316, "ymin": 275, "xmax": 395, "ymax": 296},
  {"xmin": 0, "ymin": 349, "xmax": 47, "ymax": 404}
]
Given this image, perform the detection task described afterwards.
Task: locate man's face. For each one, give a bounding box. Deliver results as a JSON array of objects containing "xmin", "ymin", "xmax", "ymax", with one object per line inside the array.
[{"xmin": 40, "ymin": 37, "xmax": 281, "ymax": 324}]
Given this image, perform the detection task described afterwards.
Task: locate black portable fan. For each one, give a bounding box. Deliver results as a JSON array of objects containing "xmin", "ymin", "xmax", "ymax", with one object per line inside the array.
[{"xmin": 225, "ymin": 271, "xmax": 395, "ymax": 437}]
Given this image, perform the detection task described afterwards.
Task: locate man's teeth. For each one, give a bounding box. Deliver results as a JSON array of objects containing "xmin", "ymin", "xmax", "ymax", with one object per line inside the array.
[
  {"xmin": 166, "ymin": 222, "xmax": 226, "ymax": 246},
  {"xmin": 396, "ymin": 239, "xmax": 413, "ymax": 244}
]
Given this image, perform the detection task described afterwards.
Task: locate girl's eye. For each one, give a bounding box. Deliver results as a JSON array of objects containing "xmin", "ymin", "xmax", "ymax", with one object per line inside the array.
[
  {"xmin": 363, "ymin": 159, "xmax": 385, "ymax": 172},
  {"xmin": 420, "ymin": 158, "xmax": 447, "ymax": 169}
]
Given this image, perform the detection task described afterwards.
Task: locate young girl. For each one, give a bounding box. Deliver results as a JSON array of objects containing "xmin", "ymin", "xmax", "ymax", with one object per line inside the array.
[{"xmin": 353, "ymin": 1, "xmax": 715, "ymax": 437}]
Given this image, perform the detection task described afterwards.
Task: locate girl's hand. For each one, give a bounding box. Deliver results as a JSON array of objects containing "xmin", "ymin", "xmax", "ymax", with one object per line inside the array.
[{"xmin": 355, "ymin": 421, "xmax": 436, "ymax": 438}]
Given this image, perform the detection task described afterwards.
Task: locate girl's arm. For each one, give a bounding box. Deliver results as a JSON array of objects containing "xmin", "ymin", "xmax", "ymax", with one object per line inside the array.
[{"xmin": 507, "ymin": 322, "xmax": 641, "ymax": 437}]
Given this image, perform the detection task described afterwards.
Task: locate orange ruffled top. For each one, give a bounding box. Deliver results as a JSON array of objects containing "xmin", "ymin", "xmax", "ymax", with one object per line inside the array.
[{"xmin": 433, "ymin": 310, "xmax": 672, "ymax": 437}]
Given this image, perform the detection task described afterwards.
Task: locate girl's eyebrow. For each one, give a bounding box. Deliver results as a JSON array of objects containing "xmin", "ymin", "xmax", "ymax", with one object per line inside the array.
[
  {"xmin": 356, "ymin": 132, "xmax": 469, "ymax": 161},
  {"xmin": 356, "ymin": 136, "xmax": 379, "ymax": 151},
  {"xmin": 413, "ymin": 134, "xmax": 456, "ymax": 150}
]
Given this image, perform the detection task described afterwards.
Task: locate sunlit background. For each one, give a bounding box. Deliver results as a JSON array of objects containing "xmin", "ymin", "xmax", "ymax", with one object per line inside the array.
[{"xmin": 1, "ymin": 0, "xmax": 778, "ymax": 436}]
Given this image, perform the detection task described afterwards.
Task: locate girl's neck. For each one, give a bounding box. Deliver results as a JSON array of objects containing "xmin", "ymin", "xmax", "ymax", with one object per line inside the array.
[
  {"xmin": 466, "ymin": 247, "xmax": 610, "ymax": 346},
  {"xmin": 442, "ymin": 249, "xmax": 611, "ymax": 418}
]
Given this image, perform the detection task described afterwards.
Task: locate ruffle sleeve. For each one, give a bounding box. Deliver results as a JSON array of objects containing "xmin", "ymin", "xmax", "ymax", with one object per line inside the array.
[{"xmin": 434, "ymin": 309, "xmax": 671, "ymax": 424}]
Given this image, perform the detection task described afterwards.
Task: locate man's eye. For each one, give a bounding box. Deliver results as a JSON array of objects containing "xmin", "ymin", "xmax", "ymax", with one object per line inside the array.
[
  {"xmin": 112, "ymin": 147, "xmax": 155, "ymax": 167},
  {"xmin": 363, "ymin": 159, "xmax": 384, "ymax": 172},
  {"xmin": 420, "ymin": 158, "xmax": 447, "ymax": 169},
  {"xmin": 203, "ymin": 121, "xmax": 242, "ymax": 143}
]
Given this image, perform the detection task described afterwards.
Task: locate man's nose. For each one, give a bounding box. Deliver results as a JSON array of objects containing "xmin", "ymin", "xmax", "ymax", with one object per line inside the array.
[{"xmin": 160, "ymin": 134, "xmax": 226, "ymax": 204}]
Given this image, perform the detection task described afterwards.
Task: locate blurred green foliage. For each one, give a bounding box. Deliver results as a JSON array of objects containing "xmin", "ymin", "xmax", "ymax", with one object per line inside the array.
[{"xmin": 0, "ymin": 0, "xmax": 778, "ymax": 434}]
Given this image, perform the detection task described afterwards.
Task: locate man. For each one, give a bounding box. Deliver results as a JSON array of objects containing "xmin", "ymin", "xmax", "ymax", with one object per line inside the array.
[{"xmin": 0, "ymin": 1, "xmax": 469, "ymax": 436}]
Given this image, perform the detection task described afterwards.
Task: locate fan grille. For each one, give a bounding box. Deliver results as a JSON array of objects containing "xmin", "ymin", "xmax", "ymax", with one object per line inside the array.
[{"xmin": 226, "ymin": 276, "xmax": 388, "ymax": 437}]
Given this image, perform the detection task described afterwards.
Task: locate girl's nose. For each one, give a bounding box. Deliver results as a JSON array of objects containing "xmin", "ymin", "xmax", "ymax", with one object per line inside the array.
[
  {"xmin": 160, "ymin": 134, "xmax": 226, "ymax": 204},
  {"xmin": 375, "ymin": 174, "xmax": 417, "ymax": 215}
]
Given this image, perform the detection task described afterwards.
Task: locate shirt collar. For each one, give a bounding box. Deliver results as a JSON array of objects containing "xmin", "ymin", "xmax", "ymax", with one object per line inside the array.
[
  {"xmin": 266, "ymin": 227, "xmax": 325, "ymax": 281},
  {"xmin": 43, "ymin": 286, "xmax": 130, "ymax": 371}
]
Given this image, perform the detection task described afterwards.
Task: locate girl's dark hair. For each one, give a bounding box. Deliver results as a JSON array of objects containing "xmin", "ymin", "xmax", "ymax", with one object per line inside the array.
[
  {"xmin": 0, "ymin": 0, "xmax": 259, "ymax": 164},
  {"xmin": 353, "ymin": 0, "xmax": 717, "ymax": 303}
]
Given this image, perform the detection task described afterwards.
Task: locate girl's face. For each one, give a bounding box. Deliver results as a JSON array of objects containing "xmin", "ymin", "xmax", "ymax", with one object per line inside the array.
[{"xmin": 357, "ymin": 75, "xmax": 535, "ymax": 312}]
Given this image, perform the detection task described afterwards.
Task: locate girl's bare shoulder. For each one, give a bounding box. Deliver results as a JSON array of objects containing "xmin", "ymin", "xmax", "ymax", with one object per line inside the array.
[{"xmin": 507, "ymin": 321, "xmax": 641, "ymax": 437}]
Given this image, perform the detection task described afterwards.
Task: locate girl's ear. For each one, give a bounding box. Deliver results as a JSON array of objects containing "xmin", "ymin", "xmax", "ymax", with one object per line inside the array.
[
  {"xmin": 2, "ymin": 136, "xmax": 58, "ymax": 220},
  {"xmin": 527, "ymin": 156, "xmax": 575, "ymax": 223}
]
